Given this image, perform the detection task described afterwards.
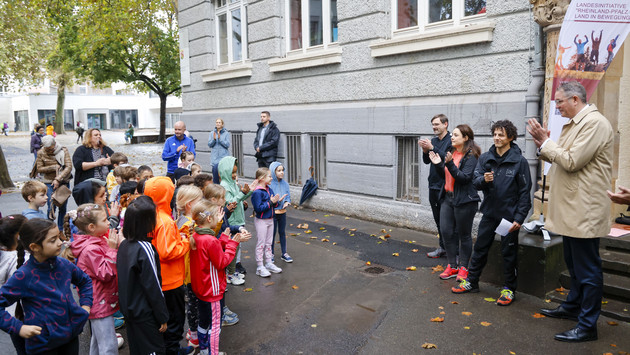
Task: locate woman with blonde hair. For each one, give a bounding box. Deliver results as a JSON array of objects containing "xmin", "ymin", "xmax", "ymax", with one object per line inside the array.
[
  {"xmin": 208, "ymin": 118, "xmax": 231, "ymax": 167},
  {"xmin": 72, "ymin": 128, "xmax": 116, "ymax": 185}
]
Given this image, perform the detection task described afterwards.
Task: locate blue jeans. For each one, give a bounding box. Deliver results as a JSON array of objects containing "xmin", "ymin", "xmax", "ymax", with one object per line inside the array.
[{"xmin": 46, "ymin": 182, "xmax": 68, "ymax": 230}]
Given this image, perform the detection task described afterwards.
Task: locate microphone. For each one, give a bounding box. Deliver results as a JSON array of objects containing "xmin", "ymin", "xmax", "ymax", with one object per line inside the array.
[{"xmin": 484, "ymin": 162, "xmax": 494, "ymax": 188}]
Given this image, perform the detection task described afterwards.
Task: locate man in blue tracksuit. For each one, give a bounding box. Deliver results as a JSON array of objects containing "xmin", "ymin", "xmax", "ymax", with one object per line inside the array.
[
  {"xmin": 162, "ymin": 121, "xmax": 196, "ymax": 181},
  {"xmin": 452, "ymin": 120, "xmax": 531, "ymax": 306}
]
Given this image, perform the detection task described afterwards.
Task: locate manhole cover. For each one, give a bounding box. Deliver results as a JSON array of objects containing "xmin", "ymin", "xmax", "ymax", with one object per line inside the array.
[{"xmin": 364, "ymin": 266, "xmax": 385, "ymax": 274}]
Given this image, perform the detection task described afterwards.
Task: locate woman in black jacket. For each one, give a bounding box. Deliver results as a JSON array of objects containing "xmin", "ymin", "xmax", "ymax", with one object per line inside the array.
[
  {"xmin": 429, "ymin": 124, "xmax": 481, "ymax": 282},
  {"xmin": 72, "ymin": 128, "xmax": 115, "ymax": 185}
]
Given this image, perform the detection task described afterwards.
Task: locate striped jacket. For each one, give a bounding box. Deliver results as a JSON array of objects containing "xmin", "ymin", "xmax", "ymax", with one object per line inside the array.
[{"xmin": 190, "ymin": 231, "xmax": 238, "ymax": 302}]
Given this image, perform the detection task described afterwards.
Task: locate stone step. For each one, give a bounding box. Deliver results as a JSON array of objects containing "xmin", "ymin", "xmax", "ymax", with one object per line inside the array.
[
  {"xmin": 601, "ymin": 249, "xmax": 630, "ymax": 276},
  {"xmin": 560, "ymin": 271, "xmax": 630, "ymax": 303},
  {"xmin": 548, "ymin": 290, "xmax": 630, "ymax": 323},
  {"xmin": 601, "ymin": 226, "xmax": 630, "ymax": 252}
]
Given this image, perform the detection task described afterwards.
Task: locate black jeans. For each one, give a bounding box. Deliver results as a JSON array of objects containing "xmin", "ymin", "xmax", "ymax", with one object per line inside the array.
[
  {"xmin": 429, "ymin": 189, "xmax": 445, "ymax": 249},
  {"xmin": 37, "ymin": 336, "xmax": 79, "ymax": 355},
  {"xmin": 439, "ymin": 194, "xmax": 477, "ymax": 268},
  {"xmin": 163, "ymin": 285, "xmax": 186, "ymax": 355},
  {"xmin": 272, "ymin": 212, "xmax": 287, "ymax": 255},
  {"xmin": 467, "ymin": 215, "xmax": 519, "ymax": 291},
  {"xmin": 127, "ymin": 318, "xmax": 166, "ymax": 355}
]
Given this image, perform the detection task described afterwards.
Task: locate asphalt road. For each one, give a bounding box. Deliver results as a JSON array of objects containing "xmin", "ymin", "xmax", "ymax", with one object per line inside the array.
[{"xmin": 1, "ymin": 132, "xmax": 629, "ymax": 354}]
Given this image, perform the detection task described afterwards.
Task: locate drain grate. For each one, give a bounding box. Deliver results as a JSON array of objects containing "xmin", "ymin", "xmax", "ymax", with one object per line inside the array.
[{"xmin": 364, "ymin": 266, "xmax": 385, "ymax": 274}]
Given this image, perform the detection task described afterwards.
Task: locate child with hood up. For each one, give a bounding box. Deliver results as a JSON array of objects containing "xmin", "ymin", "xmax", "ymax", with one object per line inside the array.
[
  {"xmin": 218, "ymin": 156, "xmax": 257, "ymax": 277},
  {"xmin": 269, "ymin": 161, "xmax": 293, "ymax": 262}
]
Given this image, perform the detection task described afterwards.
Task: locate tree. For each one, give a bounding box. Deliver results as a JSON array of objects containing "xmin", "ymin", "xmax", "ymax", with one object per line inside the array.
[{"xmin": 76, "ymin": 0, "xmax": 181, "ymax": 142}]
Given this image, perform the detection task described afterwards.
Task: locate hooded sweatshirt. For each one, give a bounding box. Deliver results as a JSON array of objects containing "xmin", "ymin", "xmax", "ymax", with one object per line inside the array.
[
  {"xmin": 218, "ymin": 156, "xmax": 252, "ymax": 226},
  {"xmin": 0, "ymin": 256, "xmax": 92, "ymax": 354},
  {"xmin": 144, "ymin": 176, "xmax": 189, "ymax": 291},
  {"xmin": 269, "ymin": 161, "xmax": 291, "ymax": 211},
  {"xmin": 70, "ymin": 233, "xmax": 119, "ymax": 319}
]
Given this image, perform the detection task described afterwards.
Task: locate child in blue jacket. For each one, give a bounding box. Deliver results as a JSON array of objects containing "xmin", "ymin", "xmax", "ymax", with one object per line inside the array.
[
  {"xmin": 251, "ymin": 168, "xmax": 286, "ymax": 278},
  {"xmin": 269, "ymin": 161, "xmax": 293, "ymax": 263},
  {"xmin": 0, "ymin": 218, "xmax": 93, "ymax": 355}
]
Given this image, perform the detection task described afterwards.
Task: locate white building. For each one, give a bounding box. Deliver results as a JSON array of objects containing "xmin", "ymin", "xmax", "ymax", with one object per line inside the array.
[{"xmin": 0, "ymin": 80, "xmax": 182, "ymax": 132}]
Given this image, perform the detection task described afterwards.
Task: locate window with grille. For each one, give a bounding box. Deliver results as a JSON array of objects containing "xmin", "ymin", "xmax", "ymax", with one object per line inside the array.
[
  {"xmin": 231, "ymin": 132, "xmax": 244, "ymax": 176},
  {"xmin": 286, "ymin": 135, "xmax": 302, "ymax": 185},
  {"xmin": 396, "ymin": 136, "xmax": 420, "ymax": 202},
  {"xmin": 310, "ymin": 135, "xmax": 327, "ymax": 188}
]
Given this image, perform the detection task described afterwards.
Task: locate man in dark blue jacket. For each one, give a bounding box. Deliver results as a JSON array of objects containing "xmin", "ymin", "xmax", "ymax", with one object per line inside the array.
[
  {"xmin": 419, "ymin": 114, "xmax": 452, "ymax": 258},
  {"xmin": 452, "ymin": 120, "xmax": 531, "ymax": 306},
  {"xmin": 254, "ymin": 111, "xmax": 280, "ymax": 168}
]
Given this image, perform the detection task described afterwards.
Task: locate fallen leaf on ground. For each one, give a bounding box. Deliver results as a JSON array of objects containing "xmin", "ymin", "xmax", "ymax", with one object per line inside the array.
[
  {"xmin": 314, "ymin": 219, "xmax": 319, "ymax": 222},
  {"xmin": 406, "ymin": 266, "xmax": 417, "ymax": 271},
  {"xmin": 244, "ymin": 256, "xmax": 251, "ymax": 259},
  {"xmin": 383, "ymin": 234, "xmax": 391, "ymax": 238},
  {"xmin": 289, "ymin": 224, "xmax": 294, "ymax": 226},
  {"xmin": 464, "ymin": 326, "xmax": 470, "ymax": 329},
  {"xmin": 555, "ymin": 286, "xmax": 566, "ymax": 292},
  {"xmin": 292, "ymin": 285, "xmax": 299, "ymax": 290},
  {"xmin": 340, "ymin": 227, "xmax": 346, "ymax": 230},
  {"xmin": 602, "ymin": 300, "xmax": 608, "ymax": 304},
  {"xmin": 377, "ymin": 241, "xmax": 383, "ymax": 244},
  {"xmin": 532, "ymin": 313, "xmax": 546, "ymax": 318},
  {"xmin": 432, "ymin": 265, "xmax": 445, "ymax": 274},
  {"xmin": 412, "ymin": 249, "xmax": 419, "ymax": 253},
  {"xmin": 324, "ymin": 214, "xmax": 330, "ymax": 217},
  {"xmin": 430, "ymin": 317, "xmax": 444, "ymax": 322},
  {"xmin": 332, "ymin": 242, "xmax": 338, "ymax": 245},
  {"xmin": 321, "ymin": 238, "xmax": 329, "ymax": 242},
  {"xmin": 366, "ymin": 261, "xmax": 371, "ymax": 265},
  {"xmin": 392, "ymin": 252, "xmax": 399, "ymax": 257},
  {"xmin": 345, "ymin": 217, "xmax": 350, "ymax": 220},
  {"xmin": 305, "ymin": 242, "xmax": 310, "ymax": 245},
  {"xmin": 305, "ymin": 230, "xmax": 312, "ymax": 234},
  {"xmin": 381, "ymin": 229, "xmax": 387, "ymax": 233},
  {"xmin": 545, "ymin": 299, "xmax": 551, "ymax": 303},
  {"xmin": 440, "ymin": 311, "xmax": 445, "ymax": 315},
  {"xmin": 451, "ymin": 301, "xmax": 459, "ymax": 304},
  {"xmin": 290, "ymin": 233, "xmax": 298, "ymax": 236},
  {"xmin": 378, "ymin": 236, "xmax": 387, "ymax": 241},
  {"xmin": 438, "ymin": 306, "xmax": 444, "ymax": 310},
  {"xmin": 311, "ymin": 209, "xmax": 316, "ymax": 212},
  {"xmin": 607, "ymin": 321, "xmax": 618, "ymax": 326},
  {"xmin": 509, "ymin": 351, "xmax": 516, "ymax": 355},
  {"xmin": 310, "ymin": 236, "xmax": 318, "ymax": 239},
  {"xmin": 311, "ymin": 324, "xmax": 317, "ymax": 328},
  {"xmin": 484, "ymin": 298, "xmax": 496, "ymax": 302},
  {"xmin": 319, "ymin": 227, "xmax": 326, "ymax": 230},
  {"xmin": 349, "ymin": 234, "xmax": 355, "ymax": 236},
  {"xmin": 243, "ymin": 288, "xmax": 253, "ymax": 292},
  {"xmin": 480, "ymin": 321, "xmax": 492, "ymax": 327},
  {"xmin": 264, "ymin": 282, "xmax": 275, "ymax": 287},
  {"xmin": 421, "ymin": 343, "xmax": 437, "ymax": 349},
  {"xmin": 349, "ymin": 228, "xmax": 357, "ymax": 231},
  {"xmin": 610, "ymin": 344, "xmax": 617, "ymax": 347},
  {"xmin": 462, "ymin": 312, "xmax": 472, "ymax": 316}
]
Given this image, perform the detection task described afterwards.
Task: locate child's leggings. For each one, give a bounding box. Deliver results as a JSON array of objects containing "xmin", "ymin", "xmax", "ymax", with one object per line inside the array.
[
  {"xmin": 185, "ymin": 283, "xmax": 199, "ymax": 332},
  {"xmin": 273, "ymin": 212, "xmax": 287, "ymax": 255},
  {"xmin": 89, "ymin": 316, "xmax": 118, "ymax": 355},
  {"xmin": 197, "ymin": 299, "xmax": 223, "ymax": 354},
  {"xmin": 255, "ymin": 217, "xmax": 274, "ymax": 266}
]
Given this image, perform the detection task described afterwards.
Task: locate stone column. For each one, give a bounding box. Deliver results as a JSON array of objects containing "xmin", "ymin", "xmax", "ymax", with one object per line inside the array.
[{"xmin": 529, "ymin": 0, "xmax": 570, "ymax": 218}]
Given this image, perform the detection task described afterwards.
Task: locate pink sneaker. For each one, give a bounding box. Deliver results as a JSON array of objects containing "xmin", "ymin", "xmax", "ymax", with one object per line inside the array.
[
  {"xmin": 439, "ymin": 264, "xmax": 459, "ymax": 280},
  {"xmin": 456, "ymin": 266, "xmax": 468, "ymax": 282}
]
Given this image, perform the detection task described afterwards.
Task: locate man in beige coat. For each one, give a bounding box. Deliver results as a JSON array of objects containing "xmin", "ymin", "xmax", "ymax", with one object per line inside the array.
[{"xmin": 528, "ymin": 81, "xmax": 613, "ymax": 343}]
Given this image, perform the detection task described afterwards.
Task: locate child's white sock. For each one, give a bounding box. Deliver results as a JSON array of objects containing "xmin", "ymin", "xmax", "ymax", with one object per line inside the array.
[{"xmin": 191, "ymin": 330, "xmax": 198, "ymax": 340}]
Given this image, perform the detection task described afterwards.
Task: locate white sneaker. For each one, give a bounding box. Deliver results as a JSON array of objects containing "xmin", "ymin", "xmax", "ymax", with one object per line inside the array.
[
  {"xmin": 265, "ymin": 262, "xmax": 282, "ymax": 273},
  {"xmin": 228, "ymin": 273, "xmax": 245, "ymax": 285},
  {"xmin": 256, "ymin": 266, "xmax": 271, "ymax": 277},
  {"xmin": 234, "ymin": 271, "xmax": 245, "ymax": 280},
  {"xmin": 116, "ymin": 333, "xmax": 124, "ymax": 349}
]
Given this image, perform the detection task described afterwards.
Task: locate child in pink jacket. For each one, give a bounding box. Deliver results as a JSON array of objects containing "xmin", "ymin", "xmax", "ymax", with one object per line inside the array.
[{"xmin": 70, "ymin": 204, "xmax": 122, "ymax": 355}]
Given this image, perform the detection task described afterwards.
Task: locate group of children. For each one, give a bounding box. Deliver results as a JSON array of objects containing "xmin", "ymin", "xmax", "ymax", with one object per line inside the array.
[{"xmin": 1, "ymin": 149, "xmax": 295, "ymax": 355}]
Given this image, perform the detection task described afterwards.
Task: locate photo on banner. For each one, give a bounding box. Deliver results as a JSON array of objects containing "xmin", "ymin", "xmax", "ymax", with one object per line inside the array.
[{"xmin": 544, "ymin": 0, "xmax": 630, "ymax": 175}]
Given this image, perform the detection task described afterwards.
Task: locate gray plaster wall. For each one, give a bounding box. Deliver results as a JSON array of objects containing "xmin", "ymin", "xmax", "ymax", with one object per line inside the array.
[{"xmin": 178, "ymin": 0, "xmax": 536, "ymax": 232}]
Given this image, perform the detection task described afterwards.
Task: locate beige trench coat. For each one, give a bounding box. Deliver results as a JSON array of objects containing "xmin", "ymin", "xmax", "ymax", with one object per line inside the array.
[{"xmin": 540, "ymin": 104, "xmax": 613, "ymax": 239}]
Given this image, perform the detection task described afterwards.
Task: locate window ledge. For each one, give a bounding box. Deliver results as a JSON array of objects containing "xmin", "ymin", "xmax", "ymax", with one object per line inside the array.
[
  {"xmin": 369, "ymin": 21, "xmax": 495, "ymax": 58},
  {"xmin": 200, "ymin": 61, "xmax": 253, "ymax": 83},
  {"xmin": 268, "ymin": 47, "xmax": 343, "ymax": 73}
]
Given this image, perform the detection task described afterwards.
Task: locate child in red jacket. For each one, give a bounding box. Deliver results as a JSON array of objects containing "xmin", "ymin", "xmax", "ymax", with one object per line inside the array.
[{"xmin": 190, "ymin": 200, "xmax": 250, "ymax": 355}]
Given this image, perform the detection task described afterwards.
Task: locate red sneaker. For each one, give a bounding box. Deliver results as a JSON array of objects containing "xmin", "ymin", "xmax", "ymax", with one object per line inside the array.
[
  {"xmin": 439, "ymin": 264, "xmax": 459, "ymax": 280},
  {"xmin": 456, "ymin": 266, "xmax": 468, "ymax": 282}
]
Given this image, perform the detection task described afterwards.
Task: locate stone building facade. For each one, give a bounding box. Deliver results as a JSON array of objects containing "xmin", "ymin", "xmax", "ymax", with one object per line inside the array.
[{"xmin": 177, "ymin": 0, "xmax": 546, "ymax": 231}]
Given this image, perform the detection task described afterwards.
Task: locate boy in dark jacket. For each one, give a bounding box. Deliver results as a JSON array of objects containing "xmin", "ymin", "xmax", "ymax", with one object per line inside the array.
[{"xmin": 452, "ymin": 120, "xmax": 532, "ymax": 306}]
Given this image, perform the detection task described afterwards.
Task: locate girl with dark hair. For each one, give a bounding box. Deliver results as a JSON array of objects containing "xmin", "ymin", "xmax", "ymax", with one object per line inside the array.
[
  {"xmin": 429, "ymin": 124, "xmax": 481, "ymax": 282},
  {"xmin": 117, "ymin": 196, "xmax": 169, "ymax": 355},
  {"xmin": 70, "ymin": 204, "xmax": 122, "ymax": 355},
  {"xmin": 0, "ymin": 215, "xmax": 27, "ymax": 355},
  {"xmin": 0, "ymin": 218, "xmax": 93, "ymax": 355}
]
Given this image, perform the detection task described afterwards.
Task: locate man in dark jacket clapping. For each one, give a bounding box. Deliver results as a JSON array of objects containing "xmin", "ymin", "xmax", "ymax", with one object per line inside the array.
[
  {"xmin": 254, "ymin": 111, "xmax": 280, "ymax": 168},
  {"xmin": 452, "ymin": 120, "xmax": 531, "ymax": 306}
]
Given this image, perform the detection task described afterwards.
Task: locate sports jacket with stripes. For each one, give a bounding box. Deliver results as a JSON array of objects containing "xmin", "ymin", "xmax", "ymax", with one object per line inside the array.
[{"xmin": 190, "ymin": 231, "xmax": 238, "ymax": 302}]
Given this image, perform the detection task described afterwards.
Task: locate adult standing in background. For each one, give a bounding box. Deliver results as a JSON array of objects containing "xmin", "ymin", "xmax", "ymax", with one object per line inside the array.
[
  {"xmin": 35, "ymin": 135, "xmax": 72, "ymax": 229},
  {"xmin": 30, "ymin": 125, "xmax": 45, "ymax": 163},
  {"xmin": 254, "ymin": 111, "xmax": 280, "ymax": 168},
  {"xmin": 208, "ymin": 118, "xmax": 231, "ymax": 166},
  {"xmin": 73, "ymin": 128, "xmax": 115, "ymax": 185},
  {"xmin": 529, "ymin": 81, "xmax": 613, "ymax": 343},
  {"xmin": 419, "ymin": 114, "xmax": 452, "ymax": 258},
  {"xmin": 125, "ymin": 123, "xmax": 134, "ymax": 143},
  {"xmin": 162, "ymin": 121, "xmax": 196, "ymax": 181},
  {"xmin": 76, "ymin": 121, "xmax": 85, "ymax": 144}
]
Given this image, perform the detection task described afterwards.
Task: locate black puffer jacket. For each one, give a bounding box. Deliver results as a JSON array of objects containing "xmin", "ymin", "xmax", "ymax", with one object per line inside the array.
[
  {"xmin": 435, "ymin": 149, "xmax": 481, "ymax": 207},
  {"xmin": 253, "ymin": 121, "xmax": 280, "ymax": 159},
  {"xmin": 473, "ymin": 143, "xmax": 532, "ymax": 224}
]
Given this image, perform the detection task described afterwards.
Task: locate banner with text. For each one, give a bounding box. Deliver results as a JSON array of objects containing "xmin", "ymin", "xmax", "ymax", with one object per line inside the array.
[{"xmin": 545, "ymin": 0, "xmax": 630, "ymax": 175}]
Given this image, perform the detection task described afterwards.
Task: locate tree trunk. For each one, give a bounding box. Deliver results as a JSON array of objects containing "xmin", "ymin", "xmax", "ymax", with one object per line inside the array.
[
  {"xmin": 54, "ymin": 75, "xmax": 66, "ymax": 134},
  {"xmin": 158, "ymin": 93, "xmax": 167, "ymax": 143},
  {"xmin": 0, "ymin": 146, "xmax": 15, "ymax": 189}
]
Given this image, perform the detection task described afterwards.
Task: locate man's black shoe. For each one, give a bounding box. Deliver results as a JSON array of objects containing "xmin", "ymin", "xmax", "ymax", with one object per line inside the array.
[
  {"xmin": 540, "ymin": 306, "xmax": 579, "ymax": 321},
  {"xmin": 554, "ymin": 327, "xmax": 597, "ymax": 342}
]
